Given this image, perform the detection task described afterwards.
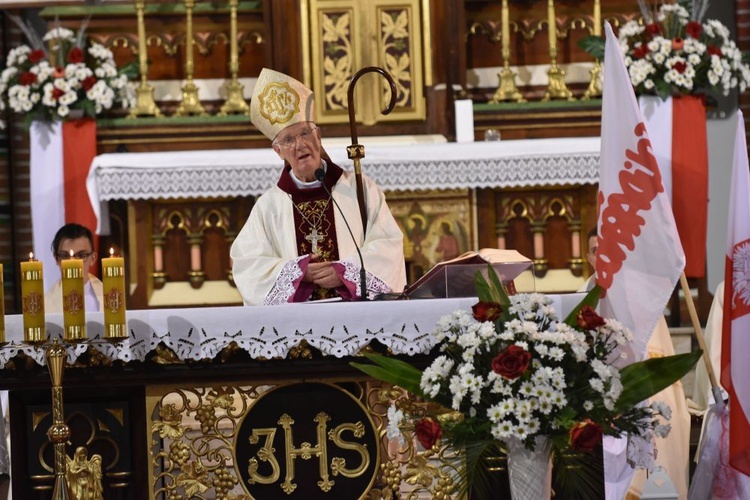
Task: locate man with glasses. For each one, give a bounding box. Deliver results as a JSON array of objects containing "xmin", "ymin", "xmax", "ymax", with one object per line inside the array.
[
  {"xmin": 230, "ymin": 68, "xmax": 406, "ymax": 305},
  {"xmin": 44, "ymin": 223, "xmax": 103, "ymax": 313}
]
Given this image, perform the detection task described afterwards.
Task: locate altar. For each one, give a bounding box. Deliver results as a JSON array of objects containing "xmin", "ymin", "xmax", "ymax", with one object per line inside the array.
[
  {"xmin": 83, "ymin": 138, "xmax": 600, "ymax": 308},
  {"xmin": 1, "ymin": 294, "xmax": 585, "ymax": 498}
]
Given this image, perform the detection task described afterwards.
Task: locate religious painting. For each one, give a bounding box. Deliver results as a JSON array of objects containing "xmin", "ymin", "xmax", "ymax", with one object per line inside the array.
[{"xmin": 387, "ymin": 189, "xmax": 473, "ymax": 285}]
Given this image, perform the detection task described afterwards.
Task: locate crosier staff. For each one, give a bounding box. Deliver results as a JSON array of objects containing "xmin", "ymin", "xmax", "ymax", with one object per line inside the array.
[{"xmin": 346, "ymin": 67, "xmax": 398, "ymax": 237}]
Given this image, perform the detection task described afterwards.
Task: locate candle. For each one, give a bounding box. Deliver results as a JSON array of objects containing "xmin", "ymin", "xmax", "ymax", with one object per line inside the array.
[
  {"xmin": 547, "ymin": 0, "xmax": 557, "ymax": 53},
  {"xmin": 61, "ymin": 251, "xmax": 86, "ymax": 341},
  {"xmin": 594, "ymin": 0, "xmax": 601, "ymax": 37},
  {"xmin": 102, "ymin": 248, "xmax": 127, "ymax": 339},
  {"xmin": 0, "ymin": 264, "xmax": 5, "ymax": 344},
  {"xmin": 501, "ymin": 0, "xmax": 510, "ymax": 60},
  {"xmin": 20, "ymin": 253, "xmax": 45, "ymax": 342}
]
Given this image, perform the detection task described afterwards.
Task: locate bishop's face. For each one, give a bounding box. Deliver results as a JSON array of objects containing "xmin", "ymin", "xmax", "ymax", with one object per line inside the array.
[{"xmin": 272, "ymin": 122, "xmax": 323, "ymax": 182}]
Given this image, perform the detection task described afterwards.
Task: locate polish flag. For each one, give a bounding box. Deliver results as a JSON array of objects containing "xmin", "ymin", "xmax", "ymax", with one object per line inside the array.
[
  {"xmin": 596, "ymin": 23, "xmax": 685, "ymax": 362},
  {"xmin": 721, "ymin": 110, "xmax": 750, "ymax": 476}
]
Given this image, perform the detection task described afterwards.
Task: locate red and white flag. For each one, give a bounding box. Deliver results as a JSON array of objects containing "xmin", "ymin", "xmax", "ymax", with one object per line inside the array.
[
  {"xmin": 721, "ymin": 110, "xmax": 750, "ymax": 476},
  {"xmin": 596, "ymin": 23, "xmax": 685, "ymax": 362}
]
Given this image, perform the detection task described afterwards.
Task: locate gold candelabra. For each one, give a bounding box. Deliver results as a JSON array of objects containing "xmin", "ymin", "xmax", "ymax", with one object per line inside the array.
[
  {"xmin": 174, "ymin": 0, "xmax": 207, "ymax": 116},
  {"xmin": 219, "ymin": 0, "xmax": 250, "ymax": 116},
  {"xmin": 128, "ymin": 0, "xmax": 161, "ymax": 118},
  {"xmin": 490, "ymin": 0, "xmax": 525, "ymax": 103},
  {"xmin": 542, "ymin": 0, "xmax": 575, "ymax": 102},
  {"xmin": 582, "ymin": 0, "xmax": 603, "ymax": 100},
  {"xmin": 46, "ymin": 339, "xmax": 71, "ymax": 499}
]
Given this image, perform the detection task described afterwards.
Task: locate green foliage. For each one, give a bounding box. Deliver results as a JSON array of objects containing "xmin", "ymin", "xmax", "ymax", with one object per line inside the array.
[
  {"xmin": 578, "ymin": 35, "xmax": 605, "ymax": 61},
  {"xmin": 350, "ymin": 353, "xmax": 424, "ymax": 396}
]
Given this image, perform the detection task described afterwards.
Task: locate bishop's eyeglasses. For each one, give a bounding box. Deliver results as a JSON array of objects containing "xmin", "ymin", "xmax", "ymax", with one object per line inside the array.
[{"xmin": 273, "ymin": 124, "xmax": 318, "ymax": 149}]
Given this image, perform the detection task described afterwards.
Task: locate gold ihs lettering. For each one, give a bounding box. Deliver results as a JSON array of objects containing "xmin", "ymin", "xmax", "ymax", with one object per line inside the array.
[
  {"xmin": 247, "ymin": 428, "xmax": 280, "ymax": 485},
  {"xmin": 328, "ymin": 422, "xmax": 369, "ymax": 478},
  {"xmin": 280, "ymin": 412, "xmax": 334, "ymax": 494}
]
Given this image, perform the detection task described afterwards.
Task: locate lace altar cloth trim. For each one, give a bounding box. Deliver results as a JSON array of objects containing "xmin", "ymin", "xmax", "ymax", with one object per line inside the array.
[
  {"xmin": 0, "ymin": 298, "xmax": 478, "ymax": 368},
  {"xmin": 88, "ymin": 138, "xmax": 600, "ymax": 203}
]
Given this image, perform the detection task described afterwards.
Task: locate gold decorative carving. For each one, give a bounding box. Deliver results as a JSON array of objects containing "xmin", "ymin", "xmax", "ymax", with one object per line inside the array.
[{"xmin": 65, "ymin": 446, "xmax": 104, "ymax": 500}]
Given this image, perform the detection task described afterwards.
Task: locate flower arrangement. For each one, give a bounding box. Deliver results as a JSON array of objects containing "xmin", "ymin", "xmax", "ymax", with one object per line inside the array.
[
  {"xmin": 618, "ymin": 0, "xmax": 750, "ymax": 98},
  {"xmin": 353, "ymin": 267, "xmax": 700, "ymax": 498},
  {"xmin": 0, "ymin": 18, "xmax": 134, "ymax": 129}
]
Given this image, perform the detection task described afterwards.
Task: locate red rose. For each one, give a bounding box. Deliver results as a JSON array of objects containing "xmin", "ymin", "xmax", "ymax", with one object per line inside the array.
[
  {"xmin": 708, "ymin": 45, "xmax": 722, "ymax": 57},
  {"xmin": 492, "ymin": 345, "xmax": 532, "ymax": 379},
  {"xmin": 82, "ymin": 76, "xmax": 97, "ymax": 91},
  {"xmin": 28, "ymin": 49, "xmax": 46, "ymax": 64},
  {"xmin": 672, "ymin": 37, "xmax": 684, "ymax": 51},
  {"xmin": 577, "ymin": 306, "xmax": 605, "ymax": 331},
  {"xmin": 19, "ymin": 71, "xmax": 37, "ymax": 86},
  {"xmin": 569, "ymin": 419, "xmax": 603, "ymax": 453},
  {"xmin": 67, "ymin": 47, "xmax": 84, "ymax": 64},
  {"xmin": 645, "ymin": 23, "xmax": 661, "ymax": 36},
  {"xmin": 632, "ymin": 45, "xmax": 650, "ymax": 59},
  {"xmin": 673, "ymin": 61, "xmax": 687, "ymax": 74},
  {"xmin": 415, "ymin": 417, "xmax": 442, "ymax": 450},
  {"xmin": 686, "ymin": 21, "xmax": 703, "ymax": 39},
  {"xmin": 52, "ymin": 88, "xmax": 64, "ymax": 100},
  {"xmin": 472, "ymin": 301, "xmax": 502, "ymax": 322}
]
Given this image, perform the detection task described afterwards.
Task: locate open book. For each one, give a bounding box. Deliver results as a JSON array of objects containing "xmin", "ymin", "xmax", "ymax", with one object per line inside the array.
[{"xmin": 403, "ymin": 249, "xmax": 533, "ymax": 299}]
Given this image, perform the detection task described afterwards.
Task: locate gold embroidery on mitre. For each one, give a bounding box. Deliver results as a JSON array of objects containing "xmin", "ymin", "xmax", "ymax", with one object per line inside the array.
[{"xmin": 258, "ymin": 82, "xmax": 300, "ymax": 125}]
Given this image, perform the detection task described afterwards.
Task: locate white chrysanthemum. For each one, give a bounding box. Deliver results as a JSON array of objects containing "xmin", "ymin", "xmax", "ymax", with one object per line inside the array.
[
  {"xmin": 386, "ymin": 404, "xmax": 405, "ymax": 446},
  {"xmin": 583, "ymin": 400, "xmax": 594, "ymax": 411},
  {"xmin": 43, "ymin": 27, "xmax": 76, "ymax": 42},
  {"xmin": 57, "ymin": 104, "xmax": 70, "ymax": 117}
]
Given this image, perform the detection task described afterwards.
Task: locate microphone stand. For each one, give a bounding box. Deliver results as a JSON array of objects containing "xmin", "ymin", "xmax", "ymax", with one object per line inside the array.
[{"xmin": 316, "ymin": 168, "xmax": 368, "ymax": 301}]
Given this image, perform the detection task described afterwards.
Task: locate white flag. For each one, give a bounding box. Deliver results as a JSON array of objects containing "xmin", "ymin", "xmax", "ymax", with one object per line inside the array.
[{"xmin": 596, "ymin": 23, "xmax": 685, "ymax": 362}]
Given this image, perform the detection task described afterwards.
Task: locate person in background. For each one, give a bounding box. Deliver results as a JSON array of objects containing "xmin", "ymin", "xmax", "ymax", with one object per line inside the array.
[
  {"xmin": 230, "ymin": 68, "xmax": 406, "ymax": 305},
  {"xmin": 583, "ymin": 227, "xmax": 690, "ymax": 499},
  {"xmin": 44, "ymin": 223, "xmax": 103, "ymax": 313}
]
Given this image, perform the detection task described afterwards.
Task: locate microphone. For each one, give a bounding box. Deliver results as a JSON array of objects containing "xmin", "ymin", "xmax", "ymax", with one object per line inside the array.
[{"xmin": 315, "ymin": 167, "xmax": 368, "ymax": 301}]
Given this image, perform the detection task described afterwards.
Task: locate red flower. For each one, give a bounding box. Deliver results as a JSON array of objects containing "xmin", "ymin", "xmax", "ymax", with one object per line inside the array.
[
  {"xmin": 577, "ymin": 306, "xmax": 605, "ymax": 331},
  {"xmin": 672, "ymin": 37, "xmax": 684, "ymax": 51},
  {"xmin": 415, "ymin": 417, "xmax": 442, "ymax": 450},
  {"xmin": 686, "ymin": 21, "xmax": 703, "ymax": 39},
  {"xmin": 645, "ymin": 23, "xmax": 661, "ymax": 36},
  {"xmin": 492, "ymin": 345, "xmax": 532, "ymax": 380},
  {"xmin": 28, "ymin": 49, "xmax": 46, "ymax": 64},
  {"xmin": 632, "ymin": 45, "xmax": 650, "ymax": 59},
  {"xmin": 472, "ymin": 301, "xmax": 502, "ymax": 322},
  {"xmin": 82, "ymin": 76, "xmax": 97, "ymax": 91},
  {"xmin": 19, "ymin": 71, "xmax": 38, "ymax": 86},
  {"xmin": 52, "ymin": 67, "xmax": 65, "ymax": 79},
  {"xmin": 569, "ymin": 419, "xmax": 603, "ymax": 453},
  {"xmin": 67, "ymin": 47, "xmax": 84, "ymax": 64},
  {"xmin": 708, "ymin": 45, "xmax": 722, "ymax": 57},
  {"xmin": 52, "ymin": 88, "xmax": 64, "ymax": 100},
  {"xmin": 673, "ymin": 61, "xmax": 688, "ymax": 74}
]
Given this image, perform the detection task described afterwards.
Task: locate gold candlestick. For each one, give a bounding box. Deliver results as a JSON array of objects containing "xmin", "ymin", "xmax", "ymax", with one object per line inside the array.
[
  {"xmin": 542, "ymin": 0, "xmax": 575, "ymax": 102},
  {"xmin": 219, "ymin": 0, "xmax": 250, "ymax": 116},
  {"xmin": 129, "ymin": 0, "xmax": 162, "ymax": 118},
  {"xmin": 490, "ymin": 0, "xmax": 525, "ymax": 103},
  {"xmin": 582, "ymin": 0, "xmax": 603, "ymax": 100},
  {"xmin": 174, "ymin": 0, "xmax": 207, "ymax": 116},
  {"xmin": 46, "ymin": 339, "xmax": 71, "ymax": 499}
]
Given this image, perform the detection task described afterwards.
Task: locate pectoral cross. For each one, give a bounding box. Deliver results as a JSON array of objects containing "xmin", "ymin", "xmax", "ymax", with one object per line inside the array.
[{"xmin": 305, "ymin": 227, "xmax": 324, "ymax": 255}]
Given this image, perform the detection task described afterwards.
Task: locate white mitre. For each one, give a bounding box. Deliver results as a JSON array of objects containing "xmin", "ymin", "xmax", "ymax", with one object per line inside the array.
[{"xmin": 250, "ymin": 68, "xmax": 315, "ymax": 141}]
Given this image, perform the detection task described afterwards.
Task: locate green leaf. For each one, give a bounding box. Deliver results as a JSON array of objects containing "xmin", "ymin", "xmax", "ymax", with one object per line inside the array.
[
  {"xmin": 578, "ymin": 35, "xmax": 605, "ymax": 61},
  {"xmin": 564, "ymin": 285, "xmax": 602, "ymax": 326},
  {"xmin": 350, "ymin": 353, "xmax": 424, "ymax": 395},
  {"xmin": 474, "ymin": 265, "xmax": 510, "ymax": 309},
  {"xmin": 616, "ymin": 350, "xmax": 702, "ymax": 411}
]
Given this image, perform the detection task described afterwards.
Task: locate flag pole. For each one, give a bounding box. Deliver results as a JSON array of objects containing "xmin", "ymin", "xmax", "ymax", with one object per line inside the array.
[{"xmin": 679, "ymin": 273, "xmax": 722, "ymax": 401}]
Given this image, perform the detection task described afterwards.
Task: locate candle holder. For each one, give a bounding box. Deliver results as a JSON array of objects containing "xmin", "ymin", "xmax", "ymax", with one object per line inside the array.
[
  {"xmin": 129, "ymin": 0, "xmax": 162, "ymax": 118},
  {"xmin": 174, "ymin": 0, "xmax": 207, "ymax": 116},
  {"xmin": 582, "ymin": 1, "xmax": 603, "ymax": 101},
  {"xmin": 218, "ymin": 0, "xmax": 250, "ymax": 116},
  {"xmin": 542, "ymin": 0, "xmax": 575, "ymax": 102},
  {"xmin": 490, "ymin": 0, "xmax": 525, "ymax": 103},
  {"xmin": 46, "ymin": 339, "xmax": 71, "ymax": 499}
]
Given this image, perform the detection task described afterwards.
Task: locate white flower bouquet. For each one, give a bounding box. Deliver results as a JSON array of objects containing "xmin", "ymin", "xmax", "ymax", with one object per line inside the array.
[
  {"xmin": 353, "ymin": 267, "xmax": 700, "ymax": 498},
  {"xmin": 0, "ymin": 20, "xmax": 134, "ymax": 129},
  {"xmin": 618, "ymin": 0, "xmax": 750, "ymax": 98}
]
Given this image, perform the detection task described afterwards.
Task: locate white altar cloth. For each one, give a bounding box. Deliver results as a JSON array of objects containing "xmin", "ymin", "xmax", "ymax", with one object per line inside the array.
[
  {"xmin": 86, "ymin": 137, "xmax": 601, "ymax": 233},
  {"xmin": 1, "ymin": 294, "xmax": 583, "ymax": 368}
]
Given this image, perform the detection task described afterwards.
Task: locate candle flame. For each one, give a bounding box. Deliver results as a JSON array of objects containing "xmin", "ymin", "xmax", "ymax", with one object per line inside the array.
[
  {"xmin": 110, "ymin": 247, "xmax": 115, "ymax": 257},
  {"xmin": 70, "ymin": 249, "xmax": 75, "ymax": 258},
  {"xmin": 29, "ymin": 252, "xmax": 34, "ymax": 260}
]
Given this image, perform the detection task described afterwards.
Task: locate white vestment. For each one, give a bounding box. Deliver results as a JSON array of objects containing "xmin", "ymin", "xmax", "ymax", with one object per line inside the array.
[{"xmin": 231, "ymin": 167, "xmax": 406, "ymax": 305}]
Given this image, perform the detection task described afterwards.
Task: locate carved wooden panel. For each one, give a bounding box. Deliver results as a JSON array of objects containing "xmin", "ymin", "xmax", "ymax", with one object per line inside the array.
[{"xmin": 307, "ymin": 0, "xmax": 426, "ymax": 125}]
